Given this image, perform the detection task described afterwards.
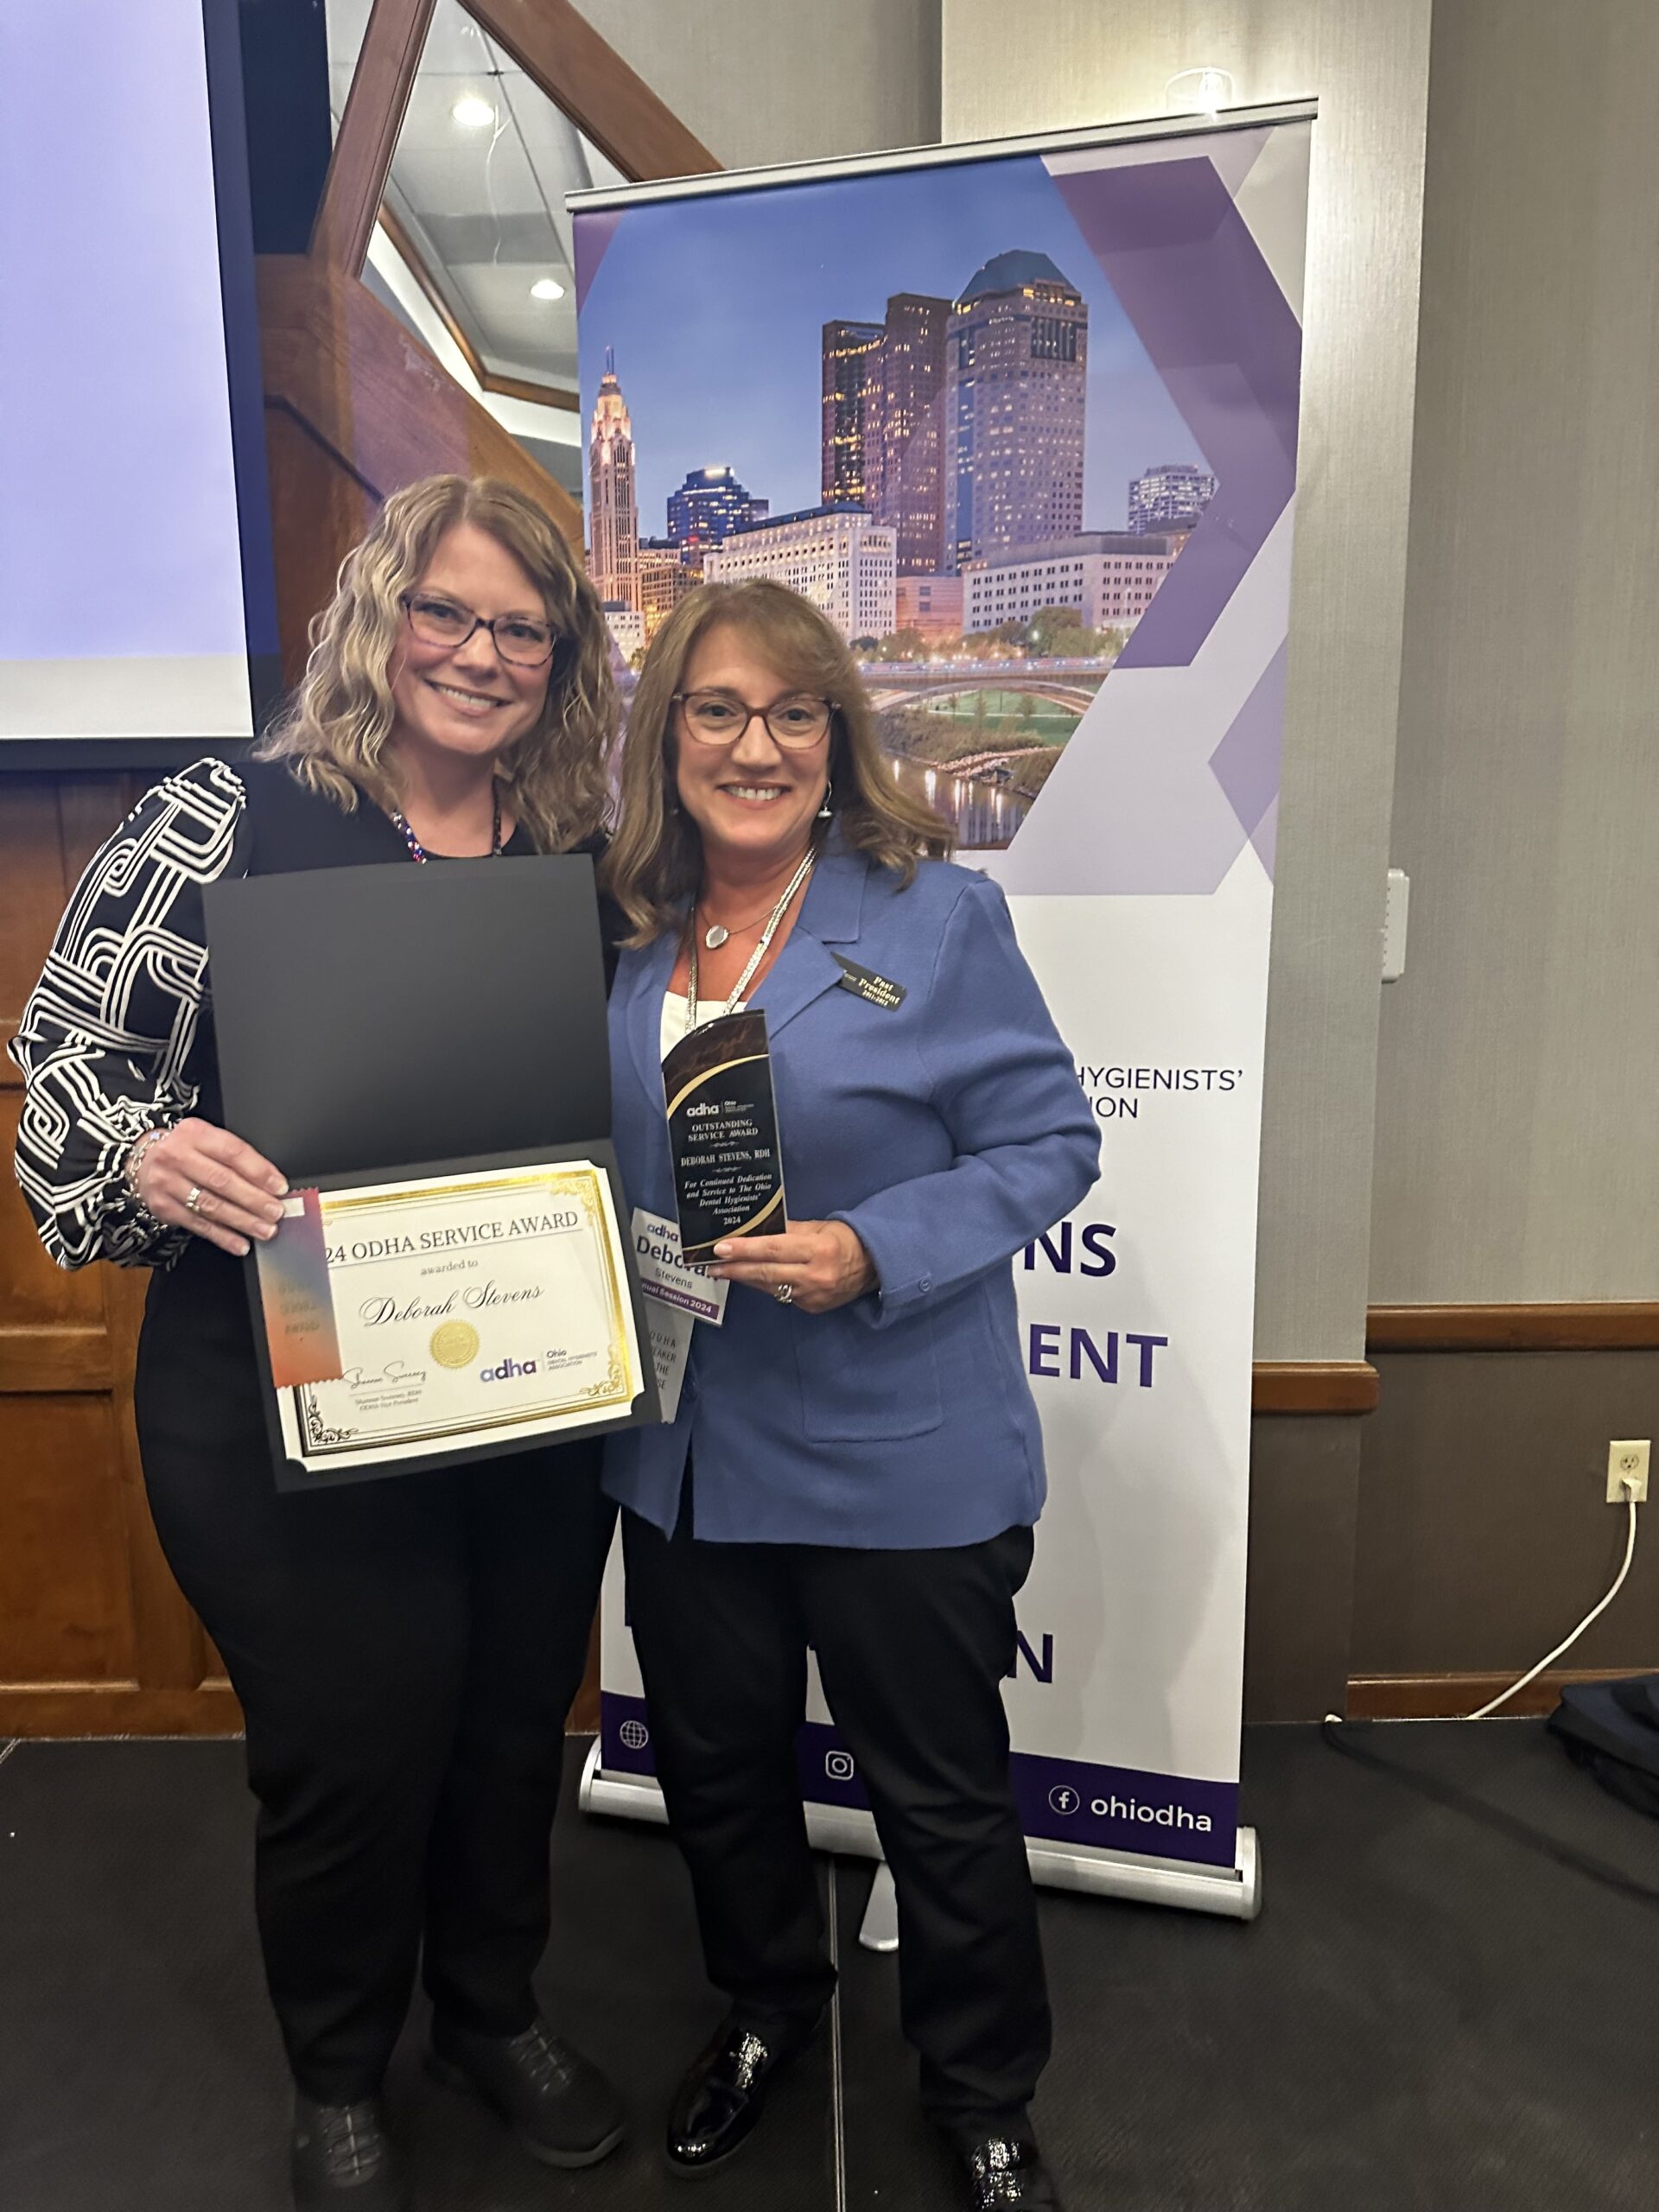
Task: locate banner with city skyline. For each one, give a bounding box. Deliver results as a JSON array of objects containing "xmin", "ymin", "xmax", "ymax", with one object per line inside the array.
[
  {"xmin": 572, "ymin": 133, "xmax": 1307, "ymax": 865},
  {"xmin": 579, "ymin": 113, "xmax": 1314, "ymax": 1890}
]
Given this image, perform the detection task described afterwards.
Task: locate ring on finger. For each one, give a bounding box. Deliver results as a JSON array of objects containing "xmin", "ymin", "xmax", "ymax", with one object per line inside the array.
[
  {"xmin": 772, "ymin": 1279, "xmax": 794, "ymax": 1305},
  {"xmin": 183, "ymin": 1185, "xmax": 210, "ymax": 1217}
]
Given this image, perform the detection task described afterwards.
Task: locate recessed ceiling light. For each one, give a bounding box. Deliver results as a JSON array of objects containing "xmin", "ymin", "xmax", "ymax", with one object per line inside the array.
[
  {"xmin": 451, "ymin": 94, "xmax": 495, "ymax": 129},
  {"xmin": 530, "ymin": 277, "xmax": 566, "ymax": 302}
]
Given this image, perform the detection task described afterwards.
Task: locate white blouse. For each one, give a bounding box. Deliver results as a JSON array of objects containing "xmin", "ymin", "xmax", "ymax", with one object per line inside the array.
[{"xmin": 659, "ymin": 989, "xmax": 747, "ymax": 1058}]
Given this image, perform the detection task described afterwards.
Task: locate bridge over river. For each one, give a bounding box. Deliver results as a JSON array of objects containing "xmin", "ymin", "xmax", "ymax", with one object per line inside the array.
[{"xmin": 865, "ymin": 669, "xmax": 1103, "ymax": 716}]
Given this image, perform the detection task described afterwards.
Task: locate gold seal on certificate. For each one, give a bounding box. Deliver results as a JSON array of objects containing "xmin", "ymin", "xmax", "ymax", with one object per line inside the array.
[
  {"xmin": 256, "ymin": 1162, "xmax": 644, "ymax": 1478},
  {"xmin": 429, "ymin": 1322, "xmax": 480, "ymax": 1370}
]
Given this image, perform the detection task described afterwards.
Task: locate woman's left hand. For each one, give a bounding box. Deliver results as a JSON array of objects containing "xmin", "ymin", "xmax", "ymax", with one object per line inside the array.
[{"xmin": 709, "ymin": 1221, "xmax": 876, "ymax": 1314}]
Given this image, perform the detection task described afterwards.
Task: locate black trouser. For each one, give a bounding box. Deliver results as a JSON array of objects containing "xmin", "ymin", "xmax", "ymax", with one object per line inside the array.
[
  {"xmin": 135, "ymin": 1254, "xmax": 614, "ymax": 2103},
  {"xmin": 622, "ymin": 1501, "xmax": 1051, "ymax": 2136}
]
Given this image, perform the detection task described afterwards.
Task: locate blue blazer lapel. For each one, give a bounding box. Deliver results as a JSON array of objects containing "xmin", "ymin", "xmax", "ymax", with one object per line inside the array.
[
  {"xmin": 753, "ymin": 847, "xmax": 868, "ymax": 1039},
  {"xmin": 619, "ymin": 927, "xmax": 678, "ymax": 1114}
]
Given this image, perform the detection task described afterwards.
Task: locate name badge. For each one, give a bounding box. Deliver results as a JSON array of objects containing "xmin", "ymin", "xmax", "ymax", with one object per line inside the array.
[
  {"xmin": 630, "ymin": 1209, "xmax": 728, "ymax": 1325},
  {"xmin": 832, "ymin": 955, "xmax": 906, "ymax": 1009}
]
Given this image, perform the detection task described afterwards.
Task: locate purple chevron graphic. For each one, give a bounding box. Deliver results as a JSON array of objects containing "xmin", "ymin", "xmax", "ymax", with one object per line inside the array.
[
  {"xmin": 1047, "ymin": 152, "xmax": 1302, "ymax": 672},
  {"xmin": 1210, "ymin": 639, "xmax": 1287, "ymax": 841},
  {"xmin": 573, "ymin": 207, "xmax": 623, "ymax": 314}
]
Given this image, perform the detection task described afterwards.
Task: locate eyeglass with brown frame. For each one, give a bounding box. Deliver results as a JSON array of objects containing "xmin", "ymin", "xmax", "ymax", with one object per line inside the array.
[
  {"xmin": 401, "ymin": 591, "xmax": 559, "ymax": 669},
  {"xmin": 673, "ymin": 689, "xmax": 836, "ymax": 749}
]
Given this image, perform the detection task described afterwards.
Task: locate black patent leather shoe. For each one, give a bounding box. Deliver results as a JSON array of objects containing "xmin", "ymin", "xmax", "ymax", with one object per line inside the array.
[
  {"xmin": 962, "ymin": 2134, "xmax": 1065, "ymax": 2209},
  {"xmin": 426, "ymin": 2012, "xmax": 625, "ymax": 2168},
  {"xmin": 290, "ymin": 2094, "xmax": 407, "ymax": 2209},
  {"xmin": 665, "ymin": 2015, "xmax": 814, "ymax": 2179}
]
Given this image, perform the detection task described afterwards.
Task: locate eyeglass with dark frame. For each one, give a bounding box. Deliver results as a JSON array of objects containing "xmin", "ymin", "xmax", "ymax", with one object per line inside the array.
[
  {"xmin": 400, "ymin": 591, "xmax": 559, "ymax": 668},
  {"xmin": 673, "ymin": 689, "xmax": 836, "ymax": 749}
]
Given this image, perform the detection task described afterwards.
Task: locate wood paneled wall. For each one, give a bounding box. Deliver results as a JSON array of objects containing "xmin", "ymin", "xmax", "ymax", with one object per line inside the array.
[{"xmin": 0, "ymin": 781, "xmax": 239, "ymax": 1734}]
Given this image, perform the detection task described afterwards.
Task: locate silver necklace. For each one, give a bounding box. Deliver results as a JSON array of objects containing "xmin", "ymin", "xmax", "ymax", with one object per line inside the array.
[
  {"xmin": 686, "ymin": 848, "xmax": 816, "ymax": 1031},
  {"xmin": 699, "ymin": 897, "xmax": 775, "ymax": 952}
]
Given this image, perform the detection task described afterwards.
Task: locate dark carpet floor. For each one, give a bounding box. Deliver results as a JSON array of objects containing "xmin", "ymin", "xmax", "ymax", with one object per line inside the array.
[{"xmin": 1, "ymin": 1722, "xmax": 1655, "ymax": 2211}]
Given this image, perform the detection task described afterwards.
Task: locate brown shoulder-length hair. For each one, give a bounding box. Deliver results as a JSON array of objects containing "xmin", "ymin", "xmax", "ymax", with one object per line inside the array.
[
  {"xmin": 257, "ymin": 474, "xmax": 615, "ymax": 852},
  {"xmin": 601, "ymin": 580, "xmax": 951, "ymax": 944}
]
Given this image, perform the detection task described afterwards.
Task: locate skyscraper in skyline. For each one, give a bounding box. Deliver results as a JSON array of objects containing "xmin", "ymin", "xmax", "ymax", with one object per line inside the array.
[
  {"xmin": 821, "ymin": 321, "xmax": 883, "ymax": 508},
  {"xmin": 666, "ymin": 466, "xmax": 766, "ymax": 549},
  {"xmin": 870, "ymin": 293, "xmax": 950, "ymax": 575},
  {"xmin": 944, "ymin": 250, "xmax": 1087, "ymax": 570},
  {"xmin": 821, "ymin": 300, "xmax": 950, "ymax": 574},
  {"xmin": 588, "ymin": 347, "xmax": 640, "ymax": 613},
  {"xmin": 1128, "ymin": 461, "xmax": 1217, "ymax": 532}
]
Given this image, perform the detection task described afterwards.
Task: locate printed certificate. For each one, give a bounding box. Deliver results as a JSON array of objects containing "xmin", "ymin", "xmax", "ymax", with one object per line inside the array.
[{"xmin": 256, "ymin": 1161, "xmax": 645, "ymax": 1478}]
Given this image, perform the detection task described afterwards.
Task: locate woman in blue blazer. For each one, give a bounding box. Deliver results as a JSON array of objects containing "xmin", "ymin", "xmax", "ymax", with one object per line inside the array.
[{"xmin": 602, "ymin": 581, "xmax": 1099, "ymax": 2211}]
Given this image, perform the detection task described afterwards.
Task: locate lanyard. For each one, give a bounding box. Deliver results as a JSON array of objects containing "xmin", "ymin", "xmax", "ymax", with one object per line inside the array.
[{"xmin": 684, "ymin": 848, "xmax": 816, "ymax": 1032}]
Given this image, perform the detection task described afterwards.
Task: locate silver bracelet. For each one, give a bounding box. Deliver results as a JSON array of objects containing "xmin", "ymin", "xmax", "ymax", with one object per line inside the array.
[{"xmin": 120, "ymin": 1125, "xmax": 174, "ymax": 1229}]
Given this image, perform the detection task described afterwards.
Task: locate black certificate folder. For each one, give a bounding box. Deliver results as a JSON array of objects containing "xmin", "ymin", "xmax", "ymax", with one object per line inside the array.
[
  {"xmin": 204, "ymin": 857, "xmax": 610, "ymax": 1171},
  {"xmin": 203, "ymin": 859, "xmax": 660, "ymax": 1489}
]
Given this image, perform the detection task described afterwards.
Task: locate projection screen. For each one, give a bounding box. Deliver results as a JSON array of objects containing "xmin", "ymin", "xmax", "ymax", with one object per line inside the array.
[{"xmin": 0, "ymin": 0, "xmax": 277, "ymax": 757}]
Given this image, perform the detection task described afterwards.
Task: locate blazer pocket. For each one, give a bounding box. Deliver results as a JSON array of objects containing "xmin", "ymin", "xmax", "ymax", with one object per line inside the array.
[{"xmin": 793, "ymin": 1305, "xmax": 944, "ymax": 1442}]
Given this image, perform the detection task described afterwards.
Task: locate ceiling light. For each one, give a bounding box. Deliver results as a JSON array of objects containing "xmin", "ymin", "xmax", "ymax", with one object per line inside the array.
[
  {"xmin": 530, "ymin": 277, "xmax": 566, "ymax": 302},
  {"xmin": 451, "ymin": 94, "xmax": 495, "ymax": 129}
]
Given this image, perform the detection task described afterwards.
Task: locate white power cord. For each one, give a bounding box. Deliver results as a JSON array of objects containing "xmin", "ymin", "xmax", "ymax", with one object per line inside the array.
[{"xmin": 1464, "ymin": 1486, "xmax": 1641, "ymax": 1721}]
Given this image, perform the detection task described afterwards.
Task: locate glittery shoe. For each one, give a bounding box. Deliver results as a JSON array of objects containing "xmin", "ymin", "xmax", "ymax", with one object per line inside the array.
[
  {"xmin": 962, "ymin": 2133, "xmax": 1065, "ymax": 2209},
  {"xmin": 664, "ymin": 2012, "xmax": 817, "ymax": 2179}
]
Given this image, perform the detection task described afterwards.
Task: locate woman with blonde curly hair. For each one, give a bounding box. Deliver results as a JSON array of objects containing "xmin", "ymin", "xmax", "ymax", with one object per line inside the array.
[{"xmin": 10, "ymin": 475, "xmax": 626, "ymax": 2209}]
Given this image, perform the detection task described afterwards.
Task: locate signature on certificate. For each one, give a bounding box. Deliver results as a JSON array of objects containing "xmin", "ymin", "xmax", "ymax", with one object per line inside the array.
[{"xmin": 340, "ymin": 1358, "xmax": 429, "ymax": 1395}]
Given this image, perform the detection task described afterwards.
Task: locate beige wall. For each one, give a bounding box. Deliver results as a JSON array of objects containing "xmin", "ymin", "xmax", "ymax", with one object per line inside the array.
[
  {"xmin": 1370, "ymin": 0, "xmax": 1659, "ymax": 1305},
  {"xmin": 942, "ymin": 1, "xmax": 1435, "ymax": 1361},
  {"xmin": 567, "ymin": 0, "xmax": 941, "ymax": 168}
]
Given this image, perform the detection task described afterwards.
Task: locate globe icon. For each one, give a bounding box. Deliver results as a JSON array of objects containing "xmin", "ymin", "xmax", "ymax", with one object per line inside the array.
[{"xmin": 620, "ymin": 1719, "xmax": 649, "ymax": 1751}]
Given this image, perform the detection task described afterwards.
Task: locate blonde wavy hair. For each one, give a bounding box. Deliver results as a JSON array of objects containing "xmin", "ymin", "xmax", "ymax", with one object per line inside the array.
[
  {"xmin": 258, "ymin": 474, "xmax": 615, "ymax": 851},
  {"xmin": 602, "ymin": 580, "xmax": 951, "ymax": 944}
]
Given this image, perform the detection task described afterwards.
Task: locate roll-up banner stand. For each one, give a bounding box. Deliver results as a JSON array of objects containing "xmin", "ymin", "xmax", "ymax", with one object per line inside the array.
[{"xmin": 574, "ymin": 103, "xmax": 1313, "ymax": 1931}]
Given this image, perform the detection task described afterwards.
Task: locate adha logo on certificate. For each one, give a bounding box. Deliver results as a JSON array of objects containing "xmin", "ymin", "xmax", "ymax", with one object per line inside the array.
[{"xmin": 480, "ymin": 1356, "xmax": 540, "ymax": 1382}]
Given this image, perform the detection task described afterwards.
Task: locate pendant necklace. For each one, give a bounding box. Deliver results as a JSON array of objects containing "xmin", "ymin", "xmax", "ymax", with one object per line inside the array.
[
  {"xmin": 686, "ymin": 847, "xmax": 816, "ymax": 1031},
  {"xmin": 390, "ymin": 787, "xmax": 503, "ymax": 863},
  {"xmin": 698, "ymin": 893, "xmax": 781, "ymax": 951}
]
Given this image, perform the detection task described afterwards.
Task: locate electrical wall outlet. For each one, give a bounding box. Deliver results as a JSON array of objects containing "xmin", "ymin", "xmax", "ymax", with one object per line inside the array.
[
  {"xmin": 1607, "ymin": 1440, "xmax": 1649, "ymax": 1503},
  {"xmin": 1382, "ymin": 868, "xmax": 1410, "ymax": 982}
]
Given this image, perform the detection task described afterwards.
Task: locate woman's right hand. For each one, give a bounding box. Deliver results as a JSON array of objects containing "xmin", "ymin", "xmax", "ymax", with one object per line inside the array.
[{"xmin": 131, "ymin": 1118, "xmax": 289, "ymax": 1256}]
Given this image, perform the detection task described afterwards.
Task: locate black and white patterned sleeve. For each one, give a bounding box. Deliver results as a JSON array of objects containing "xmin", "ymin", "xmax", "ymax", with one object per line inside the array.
[{"xmin": 8, "ymin": 758, "xmax": 248, "ymax": 1271}]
